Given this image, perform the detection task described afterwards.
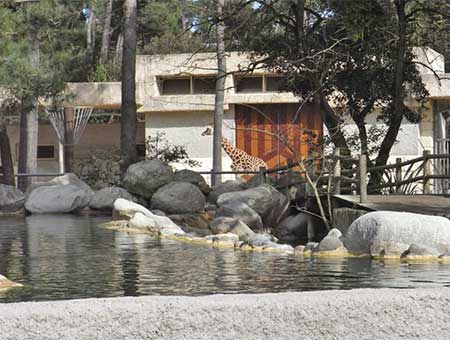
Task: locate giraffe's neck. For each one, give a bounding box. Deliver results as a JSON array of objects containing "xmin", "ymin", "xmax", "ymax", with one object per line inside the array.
[{"xmin": 221, "ymin": 138, "xmax": 238, "ymax": 160}]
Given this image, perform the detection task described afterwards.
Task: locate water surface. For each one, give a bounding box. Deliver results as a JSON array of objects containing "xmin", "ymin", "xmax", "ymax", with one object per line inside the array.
[{"xmin": 1, "ymin": 215, "xmax": 450, "ymax": 303}]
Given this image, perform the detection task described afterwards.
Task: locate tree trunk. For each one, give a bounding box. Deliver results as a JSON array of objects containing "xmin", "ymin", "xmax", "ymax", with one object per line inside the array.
[
  {"xmin": 115, "ymin": 33, "xmax": 123, "ymax": 62},
  {"xmin": 373, "ymin": 0, "xmax": 407, "ymax": 175},
  {"xmin": 18, "ymin": 30, "xmax": 39, "ymax": 192},
  {"xmin": 318, "ymin": 95, "xmax": 349, "ymax": 155},
  {"xmin": 100, "ymin": 0, "xmax": 114, "ymax": 63},
  {"xmin": 17, "ymin": 101, "xmax": 38, "ymax": 191},
  {"xmin": 212, "ymin": 0, "xmax": 226, "ymax": 186},
  {"xmin": 0, "ymin": 114, "xmax": 15, "ymax": 186},
  {"xmin": 86, "ymin": 11, "xmax": 96, "ymax": 64},
  {"xmin": 120, "ymin": 0, "xmax": 137, "ymax": 175}
]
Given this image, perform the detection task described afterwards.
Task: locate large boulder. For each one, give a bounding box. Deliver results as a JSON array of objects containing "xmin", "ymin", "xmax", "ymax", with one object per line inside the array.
[
  {"xmin": 113, "ymin": 198, "xmax": 152, "ymax": 219},
  {"xmin": 89, "ymin": 187, "xmax": 136, "ymax": 211},
  {"xmin": 0, "ymin": 185, "xmax": 25, "ymax": 214},
  {"xmin": 174, "ymin": 170, "xmax": 210, "ymax": 195},
  {"xmin": 217, "ymin": 184, "xmax": 290, "ymax": 229},
  {"xmin": 151, "ymin": 182, "xmax": 205, "ymax": 214},
  {"xmin": 207, "ymin": 179, "xmax": 246, "ymax": 204},
  {"xmin": 210, "ymin": 216, "xmax": 255, "ymax": 241},
  {"xmin": 129, "ymin": 212, "xmax": 184, "ymax": 236},
  {"xmin": 345, "ymin": 211, "xmax": 450, "ymax": 255},
  {"xmin": 122, "ymin": 159, "xmax": 174, "ymax": 199},
  {"xmin": 25, "ymin": 185, "xmax": 90, "ymax": 214},
  {"xmin": 274, "ymin": 213, "xmax": 308, "ymax": 245},
  {"xmin": 215, "ymin": 201, "xmax": 263, "ymax": 231},
  {"xmin": 26, "ymin": 173, "xmax": 94, "ymax": 199}
]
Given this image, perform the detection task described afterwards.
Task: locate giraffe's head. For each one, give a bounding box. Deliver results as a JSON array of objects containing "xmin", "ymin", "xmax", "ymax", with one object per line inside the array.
[{"xmin": 201, "ymin": 126, "xmax": 213, "ymax": 136}]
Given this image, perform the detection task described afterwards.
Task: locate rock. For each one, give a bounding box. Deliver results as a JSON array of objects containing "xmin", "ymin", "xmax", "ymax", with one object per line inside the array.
[
  {"xmin": 113, "ymin": 198, "xmax": 152, "ymax": 219},
  {"xmin": 129, "ymin": 212, "xmax": 184, "ymax": 236},
  {"xmin": 215, "ymin": 202, "xmax": 263, "ymax": 231},
  {"xmin": 207, "ymin": 179, "xmax": 246, "ymax": 204},
  {"xmin": 262, "ymin": 242, "xmax": 294, "ymax": 252},
  {"xmin": 0, "ymin": 275, "xmax": 22, "ymax": 292},
  {"xmin": 210, "ymin": 216, "xmax": 237, "ymax": 234},
  {"xmin": 315, "ymin": 236, "xmax": 344, "ymax": 252},
  {"xmin": 229, "ymin": 220, "xmax": 256, "ymax": 242},
  {"xmin": 151, "ymin": 182, "xmax": 205, "ymax": 214},
  {"xmin": 205, "ymin": 203, "xmax": 217, "ymax": 211},
  {"xmin": 273, "ymin": 171, "xmax": 307, "ymax": 201},
  {"xmin": 294, "ymin": 245, "xmax": 305, "ymax": 254},
  {"xmin": 151, "ymin": 210, "xmax": 166, "ymax": 216},
  {"xmin": 303, "ymin": 242, "xmax": 319, "ymax": 255},
  {"xmin": 25, "ymin": 185, "xmax": 90, "ymax": 214},
  {"xmin": 345, "ymin": 211, "xmax": 450, "ymax": 256},
  {"xmin": 89, "ymin": 187, "xmax": 136, "ymax": 211},
  {"xmin": 205, "ymin": 233, "xmax": 239, "ymax": 245},
  {"xmin": 370, "ymin": 241, "xmax": 410, "ymax": 258},
  {"xmin": 123, "ymin": 159, "xmax": 174, "ymax": 199},
  {"xmin": 168, "ymin": 212, "xmax": 214, "ymax": 231},
  {"xmin": 247, "ymin": 233, "xmax": 272, "ymax": 248},
  {"xmin": 174, "ymin": 169, "xmax": 210, "ymax": 195},
  {"xmin": 401, "ymin": 244, "xmax": 440, "ymax": 260},
  {"xmin": 26, "ymin": 173, "xmax": 94, "ymax": 198},
  {"xmin": 217, "ymin": 184, "xmax": 290, "ymax": 229},
  {"xmin": 274, "ymin": 213, "xmax": 308, "ymax": 245},
  {"xmin": 327, "ymin": 228, "xmax": 343, "ymax": 239},
  {"xmin": 0, "ymin": 185, "xmax": 25, "ymax": 214},
  {"xmin": 243, "ymin": 174, "xmax": 273, "ymax": 189}
]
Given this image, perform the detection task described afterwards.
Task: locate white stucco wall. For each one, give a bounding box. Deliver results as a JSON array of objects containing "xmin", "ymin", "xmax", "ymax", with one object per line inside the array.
[{"xmin": 145, "ymin": 108, "xmax": 236, "ymax": 182}]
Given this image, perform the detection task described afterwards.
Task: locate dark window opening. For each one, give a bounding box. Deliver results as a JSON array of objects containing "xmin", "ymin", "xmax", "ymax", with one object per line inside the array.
[
  {"xmin": 161, "ymin": 78, "xmax": 191, "ymax": 95},
  {"xmin": 266, "ymin": 76, "xmax": 284, "ymax": 92},
  {"xmin": 193, "ymin": 77, "xmax": 216, "ymax": 94},
  {"xmin": 235, "ymin": 76, "xmax": 263, "ymax": 93},
  {"xmin": 37, "ymin": 145, "xmax": 55, "ymax": 159}
]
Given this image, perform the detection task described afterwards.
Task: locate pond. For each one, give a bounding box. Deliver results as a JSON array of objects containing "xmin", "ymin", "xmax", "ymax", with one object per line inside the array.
[{"xmin": 1, "ymin": 215, "xmax": 450, "ymax": 303}]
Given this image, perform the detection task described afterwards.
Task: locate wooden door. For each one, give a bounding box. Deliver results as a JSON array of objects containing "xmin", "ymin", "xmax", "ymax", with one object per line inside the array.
[{"xmin": 235, "ymin": 103, "xmax": 322, "ymax": 169}]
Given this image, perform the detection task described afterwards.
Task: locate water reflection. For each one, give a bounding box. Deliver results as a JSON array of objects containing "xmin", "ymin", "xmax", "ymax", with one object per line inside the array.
[{"xmin": 1, "ymin": 215, "xmax": 450, "ymax": 302}]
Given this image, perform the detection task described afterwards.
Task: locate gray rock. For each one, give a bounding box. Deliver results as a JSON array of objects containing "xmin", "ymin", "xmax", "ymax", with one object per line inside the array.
[
  {"xmin": 26, "ymin": 173, "xmax": 94, "ymax": 199},
  {"xmin": 217, "ymin": 184, "xmax": 289, "ymax": 229},
  {"xmin": 129, "ymin": 212, "xmax": 184, "ymax": 236},
  {"xmin": 123, "ymin": 159, "xmax": 174, "ymax": 199},
  {"xmin": 274, "ymin": 213, "xmax": 308, "ymax": 245},
  {"xmin": 273, "ymin": 171, "xmax": 307, "ymax": 201},
  {"xmin": 151, "ymin": 210, "xmax": 167, "ymax": 216},
  {"xmin": 345, "ymin": 211, "xmax": 450, "ymax": 255},
  {"xmin": 332, "ymin": 208, "xmax": 367, "ymax": 236},
  {"xmin": 327, "ymin": 228, "xmax": 343, "ymax": 239},
  {"xmin": 206, "ymin": 233, "xmax": 239, "ymax": 244},
  {"xmin": 210, "ymin": 216, "xmax": 237, "ymax": 234},
  {"xmin": 25, "ymin": 185, "xmax": 90, "ymax": 214},
  {"xmin": 205, "ymin": 203, "xmax": 217, "ymax": 211},
  {"xmin": 89, "ymin": 187, "xmax": 136, "ymax": 211},
  {"xmin": 215, "ymin": 201, "xmax": 263, "ymax": 231},
  {"xmin": 401, "ymin": 244, "xmax": 440, "ymax": 259},
  {"xmin": 370, "ymin": 241, "xmax": 410, "ymax": 258},
  {"xmin": 168, "ymin": 212, "xmax": 213, "ymax": 231},
  {"xmin": 174, "ymin": 170, "xmax": 210, "ymax": 195},
  {"xmin": 294, "ymin": 245, "xmax": 305, "ymax": 254},
  {"xmin": 0, "ymin": 185, "xmax": 25, "ymax": 214},
  {"xmin": 262, "ymin": 242, "xmax": 294, "ymax": 252},
  {"xmin": 247, "ymin": 233, "xmax": 272, "ymax": 247},
  {"xmin": 243, "ymin": 174, "xmax": 273, "ymax": 189},
  {"xmin": 113, "ymin": 198, "xmax": 152, "ymax": 219},
  {"xmin": 151, "ymin": 182, "xmax": 205, "ymax": 214},
  {"xmin": 229, "ymin": 220, "xmax": 256, "ymax": 242},
  {"xmin": 207, "ymin": 179, "xmax": 246, "ymax": 204},
  {"xmin": 304, "ymin": 242, "xmax": 319, "ymax": 252},
  {"xmin": 314, "ymin": 235, "xmax": 344, "ymax": 252}
]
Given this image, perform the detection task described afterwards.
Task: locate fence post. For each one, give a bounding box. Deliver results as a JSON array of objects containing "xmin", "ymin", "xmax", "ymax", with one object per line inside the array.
[
  {"xmin": 333, "ymin": 148, "xmax": 341, "ymax": 195},
  {"xmin": 210, "ymin": 168, "xmax": 215, "ymax": 187},
  {"xmin": 359, "ymin": 154, "xmax": 367, "ymax": 203},
  {"xmin": 423, "ymin": 150, "xmax": 431, "ymax": 194},
  {"xmin": 395, "ymin": 157, "xmax": 402, "ymax": 194},
  {"xmin": 259, "ymin": 166, "xmax": 267, "ymax": 184}
]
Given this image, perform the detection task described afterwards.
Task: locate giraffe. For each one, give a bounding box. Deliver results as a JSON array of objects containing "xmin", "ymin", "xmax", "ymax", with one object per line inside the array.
[{"xmin": 201, "ymin": 126, "xmax": 267, "ymax": 172}]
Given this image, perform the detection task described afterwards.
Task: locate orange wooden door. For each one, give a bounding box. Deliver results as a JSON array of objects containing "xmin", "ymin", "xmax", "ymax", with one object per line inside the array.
[{"xmin": 235, "ymin": 103, "xmax": 322, "ymax": 169}]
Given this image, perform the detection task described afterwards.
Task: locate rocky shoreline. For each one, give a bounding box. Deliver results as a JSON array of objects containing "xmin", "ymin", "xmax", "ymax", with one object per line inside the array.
[{"xmin": 1, "ymin": 288, "xmax": 450, "ymax": 340}]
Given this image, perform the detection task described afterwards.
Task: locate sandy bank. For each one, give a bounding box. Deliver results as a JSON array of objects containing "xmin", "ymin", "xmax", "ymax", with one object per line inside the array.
[{"xmin": 1, "ymin": 288, "xmax": 450, "ymax": 339}]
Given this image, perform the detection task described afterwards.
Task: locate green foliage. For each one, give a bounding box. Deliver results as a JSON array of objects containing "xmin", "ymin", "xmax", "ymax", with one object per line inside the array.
[
  {"xmin": 145, "ymin": 132, "xmax": 201, "ymax": 168},
  {"xmin": 88, "ymin": 59, "xmax": 121, "ymax": 82},
  {"xmin": 75, "ymin": 148, "xmax": 122, "ymax": 190}
]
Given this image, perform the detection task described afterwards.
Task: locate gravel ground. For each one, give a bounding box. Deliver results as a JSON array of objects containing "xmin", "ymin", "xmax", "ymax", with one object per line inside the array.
[{"xmin": 1, "ymin": 288, "xmax": 450, "ymax": 340}]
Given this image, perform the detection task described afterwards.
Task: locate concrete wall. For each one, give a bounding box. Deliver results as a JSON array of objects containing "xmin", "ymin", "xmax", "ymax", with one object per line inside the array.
[{"xmin": 1, "ymin": 122, "xmax": 145, "ymax": 174}]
